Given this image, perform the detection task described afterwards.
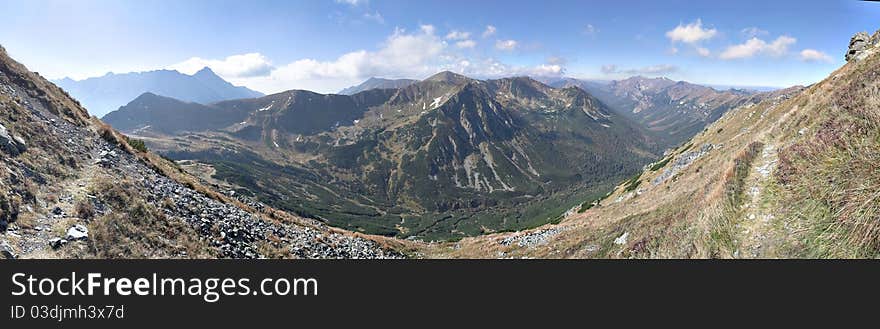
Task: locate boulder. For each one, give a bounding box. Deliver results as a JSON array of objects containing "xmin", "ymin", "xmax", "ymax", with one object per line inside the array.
[
  {"xmin": 0, "ymin": 124, "xmax": 26, "ymax": 156},
  {"xmin": 846, "ymin": 31, "xmax": 880, "ymax": 62},
  {"xmin": 66, "ymin": 224, "xmax": 89, "ymax": 240}
]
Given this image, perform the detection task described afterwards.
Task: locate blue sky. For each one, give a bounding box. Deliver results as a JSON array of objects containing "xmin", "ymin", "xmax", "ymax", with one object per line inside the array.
[{"xmin": 0, "ymin": 0, "xmax": 878, "ymax": 93}]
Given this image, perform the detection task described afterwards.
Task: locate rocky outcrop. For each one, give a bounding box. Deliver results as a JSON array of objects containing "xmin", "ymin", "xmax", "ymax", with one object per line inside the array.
[
  {"xmin": 652, "ymin": 143, "xmax": 714, "ymax": 186},
  {"xmin": 846, "ymin": 30, "xmax": 880, "ymax": 62},
  {"xmin": 0, "ymin": 123, "xmax": 26, "ymax": 156}
]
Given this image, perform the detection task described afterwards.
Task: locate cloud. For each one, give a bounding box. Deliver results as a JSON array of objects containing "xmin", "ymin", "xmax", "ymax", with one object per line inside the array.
[
  {"xmin": 445, "ymin": 30, "xmax": 471, "ymax": 40},
  {"xmin": 495, "ymin": 39, "xmax": 518, "ymax": 51},
  {"xmin": 584, "ymin": 24, "xmax": 598, "ymax": 36},
  {"xmin": 169, "ymin": 53, "xmax": 274, "ymax": 78},
  {"xmin": 482, "ymin": 25, "xmax": 497, "ymax": 38},
  {"xmin": 178, "ymin": 24, "xmax": 564, "ymax": 93},
  {"xmin": 420, "ymin": 24, "xmax": 436, "ymax": 35},
  {"xmin": 696, "ymin": 47, "xmax": 711, "ymax": 57},
  {"xmin": 666, "ymin": 19, "xmax": 717, "ymax": 44},
  {"xmin": 799, "ymin": 49, "xmax": 833, "ymax": 63},
  {"xmin": 741, "ymin": 27, "xmax": 769, "ymax": 38},
  {"xmin": 335, "ymin": 0, "xmax": 366, "ymax": 6},
  {"xmin": 455, "ymin": 40, "xmax": 477, "ymax": 49},
  {"xmin": 719, "ymin": 36, "xmax": 796, "ymax": 60},
  {"xmin": 362, "ymin": 11, "xmax": 384, "ymax": 24},
  {"xmin": 601, "ymin": 64, "xmax": 678, "ymax": 76},
  {"xmin": 444, "ymin": 58, "xmax": 563, "ymax": 78}
]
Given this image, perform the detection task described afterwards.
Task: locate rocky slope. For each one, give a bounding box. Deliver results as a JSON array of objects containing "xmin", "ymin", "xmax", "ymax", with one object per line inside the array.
[
  {"xmin": 0, "ymin": 44, "xmax": 404, "ymax": 259},
  {"xmin": 54, "ymin": 67, "xmax": 263, "ymax": 118},
  {"xmin": 429, "ymin": 29, "xmax": 880, "ymax": 259},
  {"xmin": 103, "ymin": 71, "xmax": 658, "ymax": 241}
]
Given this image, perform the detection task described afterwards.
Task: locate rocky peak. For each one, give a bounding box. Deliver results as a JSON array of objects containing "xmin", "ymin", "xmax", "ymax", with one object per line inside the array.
[
  {"xmin": 424, "ymin": 71, "xmax": 471, "ymax": 84},
  {"xmin": 846, "ymin": 30, "xmax": 880, "ymax": 62}
]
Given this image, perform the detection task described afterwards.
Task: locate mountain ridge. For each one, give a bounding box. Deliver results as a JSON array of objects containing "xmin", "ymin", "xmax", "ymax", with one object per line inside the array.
[
  {"xmin": 104, "ymin": 71, "xmax": 658, "ymax": 240},
  {"xmin": 53, "ymin": 67, "xmax": 263, "ymax": 118}
]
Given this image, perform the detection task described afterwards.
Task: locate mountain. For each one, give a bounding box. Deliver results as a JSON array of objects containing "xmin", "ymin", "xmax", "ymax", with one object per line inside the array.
[
  {"xmin": 435, "ymin": 29, "xmax": 880, "ymax": 258},
  {"xmin": 104, "ymin": 71, "xmax": 658, "ymax": 241},
  {"xmin": 53, "ymin": 67, "xmax": 263, "ymax": 118},
  {"xmin": 548, "ymin": 76, "xmax": 780, "ymax": 147},
  {"xmin": 338, "ymin": 77, "xmax": 418, "ymax": 95},
  {"xmin": 0, "ymin": 44, "xmax": 402, "ymax": 259}
]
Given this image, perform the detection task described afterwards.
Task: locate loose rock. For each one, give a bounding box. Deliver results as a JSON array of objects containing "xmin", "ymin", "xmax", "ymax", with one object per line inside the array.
[{"xmin": 66, "ymin": 224, "xmax": 89, "ymax": 241}]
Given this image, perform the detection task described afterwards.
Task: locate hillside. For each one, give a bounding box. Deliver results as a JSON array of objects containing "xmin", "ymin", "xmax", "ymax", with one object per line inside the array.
[
  {"xmin": 53, "ymin": 67, "xmax": 263, "ymax": 118},
  {"xmin": 338, "ymin": 77, "xmax": 418, "ymax": 95},
  {"xmin": 102, "ymin": 71, "xmax": 659, "ymax": 241},
  {"xmin": 430, "ymin": 30, "xmax": 880, "ymax": 258},
  {"xmin": 0, "ymin": 44, "xmax": 405, "ymax": 259}
]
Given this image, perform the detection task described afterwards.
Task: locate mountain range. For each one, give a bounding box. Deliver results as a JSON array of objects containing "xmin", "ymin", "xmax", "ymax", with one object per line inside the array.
[
  {"xmin": 338, "ymin": 77, "xmax": 418, "ymax": 95},
  {"xmin": 101, "ymin": 68, "xmax": 793, "ymax": 241},
  {"xmin": 53, "ymin": 67, "xmax": 263, "ymax": 118},
  {"xmin": 103, "ymin": 71, "xmax": 660, "ymax": 240}
]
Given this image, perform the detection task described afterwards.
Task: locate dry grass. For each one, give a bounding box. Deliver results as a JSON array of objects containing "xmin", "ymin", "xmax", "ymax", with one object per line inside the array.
[
  {"xmin": 774, "ymin": 56, "xmax": 880, "ymax": 257},
  {"xmin": 76, "ymin": 176, "xmax": 215, "ymax": 259}
]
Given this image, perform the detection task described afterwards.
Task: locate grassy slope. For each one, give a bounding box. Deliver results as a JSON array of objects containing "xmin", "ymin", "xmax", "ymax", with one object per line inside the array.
[{"xmin": 424, "ymin": 48, "xmax": 880, "ymax": 259}]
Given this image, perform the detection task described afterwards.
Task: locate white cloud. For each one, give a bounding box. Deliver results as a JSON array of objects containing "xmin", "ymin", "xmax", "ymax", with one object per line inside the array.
[
  {"xmin": 420, "ymin": 24, "xmax": 436, "ymax": 35},
  {"xmin": 666, "ymin": 19, "xmax": 717, "ymax": 44},
  {"xmin": 335, "ymin": 0, "xmax": 366, "ymax": 6},
  {"xmin": 741, "ymin": 27, "xmax": 769, "ymax": 38},
  {"xmin": 174, "ymin": 24, "xmax": 564, "ymax": 93},
  {"xmin": 482, "ymin": 25, "xmax": 497, "ymax": 38},
  {"xmin": 441, "ymin": 58, "xmax": 563, "ymax": 78},
  {"xmin": 445, "ymin": 30, "xmax": 471, "ymax": 40},
  {"xmin": 584, "ymin": 24, "xmax": 598, "ymax": 36},
  {"xmin": 696, "ymin": 47, "xmax": 711, "ymax": 57},
  {"xmin": 799, "ymin": 49, "xmax": 833, "ymax": 63},
  {"xmin": 495, "ymin": 39, "xmax": 518, "ymax": 51},
  {"xmin": 601, "ymin": 64, "xmax": 678, "ymax": 76},
  {"xmin": 455, "ymin": 40, "xmax": 477, "ymax": 49},
  {"xmin": 363, "ymin": 11, "xmax": 384, "ymax": 24},
  {"xmin": 169, "ymin": 53, "xmax": 273, "ymax": 78},
  {"xmin": 719, "ymin": 36, "xmax": 796, "ymax": 60}
]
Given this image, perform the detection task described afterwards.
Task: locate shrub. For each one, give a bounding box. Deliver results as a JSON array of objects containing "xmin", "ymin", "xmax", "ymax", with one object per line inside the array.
[{"xmin": 125, "ymin": 136, "xmax": 148, "ymax": 153}]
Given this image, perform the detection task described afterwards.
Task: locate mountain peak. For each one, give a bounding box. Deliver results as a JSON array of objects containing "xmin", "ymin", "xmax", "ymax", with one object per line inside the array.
[
  {"xmin": 193, "ymin": 66, "xmax": 218, "ymax": 77},
  {"xmin": 425, "ymin": 71, "xmax": 471, "ymax": 84}
]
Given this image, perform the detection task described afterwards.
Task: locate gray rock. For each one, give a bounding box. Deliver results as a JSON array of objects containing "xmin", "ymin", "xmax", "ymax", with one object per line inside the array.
[
  {"xmin": 49, "ymin": 238, "xmax": 68, "ymax": 249},
  {"xmin": 0, "ymin": 241, "xmax": 16, "ymax": 259},
  {"xmin": 846, "ymin": 30, "xmax": 880, "ymax": 62},
  {"xmin": 846, "ymin": 32, "xmax": 870, "ymax": 62},
  {"xmin": 65, "ymin": 224, "xmax": 89, "ymax": 240},
  {"xmin": 0, "ymin": 123, "xmax": 26, "ymax": 156}
]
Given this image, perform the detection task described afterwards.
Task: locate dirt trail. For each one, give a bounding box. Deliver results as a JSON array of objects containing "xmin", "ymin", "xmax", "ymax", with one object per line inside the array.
[
  {"xmin": 12, "ymin": 147, "xmax": 100, "ymax": 258},
  {"xmin": 735, "ymin": 143, "xmax": 779, "ymax": 258}
]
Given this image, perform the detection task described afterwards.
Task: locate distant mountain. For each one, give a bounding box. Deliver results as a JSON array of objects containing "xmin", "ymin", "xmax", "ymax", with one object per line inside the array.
[
  {"xmin": 338, "ymin": 77, "xmax": 418, "ymax": 95},
  {"xmin": 549, "ymin": 76, "xmax": 773, "ymax": 146},
  {"xmin": 107, "ymin": 71, "xmax": 658, "ymax": 240},
  {"xmin": 102, "ymin": 92, "xmax": 253, "ymax": 135},
  {"xmin": 53, "ymin": 67, "xmax": 263, "ymax": 118}
]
